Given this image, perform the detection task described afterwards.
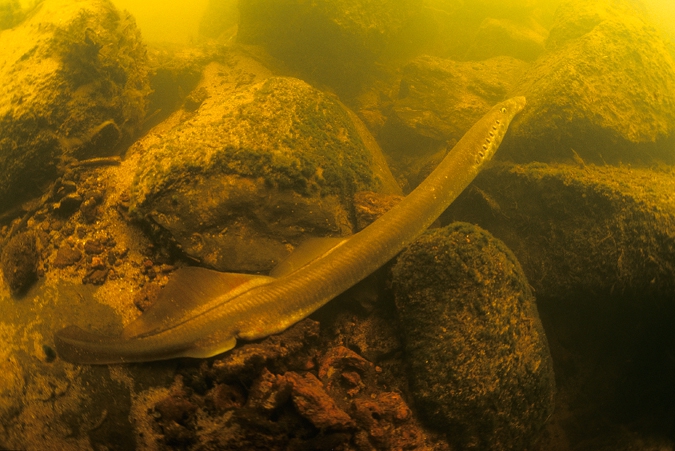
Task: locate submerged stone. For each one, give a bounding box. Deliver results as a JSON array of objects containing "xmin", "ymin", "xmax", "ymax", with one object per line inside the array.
[
  {"xmin": 391, "ymin": 222, "xmax": 555, "ymax": 451},
  {"xmin": 0, "ymin": 231, "xmax": 39, "ymax": 295},
  {"xmin": 445, "ymin": 162, "xmax": 675, "ymax": 444},
  {"xmin": 447, "ymin": 162, "xmax": 675, "ymax": 300},
  {"xmin": 237, "ymin": 0, "xmax": 423, "ymax": 95},
  {"xmin": 0, "ymin": 0, "xmax": 150, "ymax": 213},
  {"xmin": 130, "ymin": 70, "xmax": 400, "ymax": 272},
  {"xmin": 505, "ymin": 0, "xmax": 675, "ymax": 164},
  {"xmin": 380, "ymin": 55, "xmax": 528, "ymax": 187}
]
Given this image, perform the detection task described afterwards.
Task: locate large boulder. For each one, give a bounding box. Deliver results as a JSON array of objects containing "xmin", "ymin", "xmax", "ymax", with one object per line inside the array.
[
  {"xmin": 398, "ymin": 0, "xmax": 549, "ymax": 62},
  {"xmin": 387, "ymin": 55, "xmax": 529, "ymax": 144},
  {"xmin": 465, "ymin": 17, "xmax": 547, "ymax": 62},
  {"xmin": 0, "ymin": 0, "xmax": 150, "ymax": 213},
  {"xmin": 446, "ymin": 163, "xmax": 675, "ymax": 300},
  {"xmin": 504, "ymin": 0, "xmax": 675, "ymax": 164},
  {"xmin": 391, "ymin": 222, "xmax": 555, "ymax": 450},
  {"xmin": 444, "ymin": 162, "xmax": 675, "ymax": 444},
  {"xmin": 379, "ymin": 55, "xmax": 528, "ymax": 185},
  {"xmin": 130, "ymin": 67, "xmax": 401, "ymax": 273},
  {"xmin": 237, "ymin": 0, "xmax": 423, "ymax": 95}
]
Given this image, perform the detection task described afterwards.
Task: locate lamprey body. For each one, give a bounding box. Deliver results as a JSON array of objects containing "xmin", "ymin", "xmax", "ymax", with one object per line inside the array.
[{"xmin": 55, "ymin": 96, "xmax": 526, "ymax": 364}]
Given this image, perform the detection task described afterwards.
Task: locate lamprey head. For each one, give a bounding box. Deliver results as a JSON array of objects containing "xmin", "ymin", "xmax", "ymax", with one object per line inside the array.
[{"xmin": 473, "ymin": 96, "xmax": 526, "ymax": 167}]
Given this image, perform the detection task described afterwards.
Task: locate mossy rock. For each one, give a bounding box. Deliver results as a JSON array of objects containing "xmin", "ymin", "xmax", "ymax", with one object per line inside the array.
[
  {"xmin": 465, "ymin": 17, "xmax": 547, "ymax": 62},
  {"xmin": 0, "ymin": 231, "xmax": 39, "ymax": 295},
  {"xmin": 504, "ymin": 0, "xmax": 675, "ymax": 164},
  {"xmin": 380, "ymin": 55, "xmax": 528, "ymax": 186},
  {"xmin": 443, "ymin": 160, "xmax": 675, "ymax": 449},
  {"xmin": 0, "ymin": 0, "xmax": 150, "ymax": 213},
  {"xmin": 130, "ymin": 72, "xmax": 400, "ymax": 272},
  {"xmin": 446, "ymin": 162, "xmax": 675, "ymax": 300},
  {"xmin": 391, "ymin": 222, "xmax": 555, "ymax": 451},
  {"xmin": 237, "ymin": 0, "xmax": 422, "ymax": 96}
]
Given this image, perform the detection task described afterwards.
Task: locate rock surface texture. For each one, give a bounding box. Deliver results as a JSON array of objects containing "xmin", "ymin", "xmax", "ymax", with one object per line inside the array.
[
  {"xmin": 392, "ymin": 222, "xmax": 555, "ymax": 451},
  {"xmin": 130, "ymin": 69, "xmax": 400, "ymax": 272},
  {"xmin": 504, "ymin": 0, "xmax": 675, "ymax": 164},
  {"xmin": 0, "ymin": 0, "xmax": 150, "ymax": 212}
]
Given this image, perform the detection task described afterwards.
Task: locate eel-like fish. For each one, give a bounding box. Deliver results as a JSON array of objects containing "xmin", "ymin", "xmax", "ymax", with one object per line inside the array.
[{"xmin": 55, "ymin": 96, "xmax": 526, "ymax": 364}]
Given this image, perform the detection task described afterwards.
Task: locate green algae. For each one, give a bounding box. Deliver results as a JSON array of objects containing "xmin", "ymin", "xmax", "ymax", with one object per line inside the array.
[
  {"xmin": 447, "ymin": 162, "xmax": 675, "ymax": 300},
  {"xmin": 392, "ymin": 222, "xmax": 555, "ymax": 450},
  {"xmin": 131, "ymin": 76, "xmax": 378, "ymax": 211}
]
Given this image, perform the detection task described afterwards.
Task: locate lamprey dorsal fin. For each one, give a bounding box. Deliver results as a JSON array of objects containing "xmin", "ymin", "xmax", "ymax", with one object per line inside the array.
[
  {"xmin": 269, "ymin": 237, "xmax": 348, "ymax": 278},
  {"xmin": 122, "ymin": 267, "xmax": 274, "ymax": 338}
]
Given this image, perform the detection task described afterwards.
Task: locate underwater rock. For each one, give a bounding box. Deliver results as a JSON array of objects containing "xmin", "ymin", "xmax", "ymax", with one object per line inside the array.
[
  {"xmin": 391, "ymin": 222, "xmax": 555, "ymax": 451},
  {"xmin": 390, "ymin": 0, "xmax": 550, "ymax": 66},
  {"xmin": 504, "ymin": 0, "xmax": 675, "ymax": 164},
  {"xmin": 144, "ymin": 42, "xmax": 237, "ymax": 131},
  {"xmin": 208, "ymin": 318, "xmax": 321, "ymax": 384},
  {"xmin": 147, "ymin": 320, "xmax": 439, "ymax": 450},
  {"xmin": 446, "ymin": 163, "xmax": 675, "ymax": 301},
  {"xmin": 237, "ymin": 0, "xmax": 423, "ymax": 96},
  {"xmin": 0, "ymin": 0, "xmax": 150, "ymax": 214},
  {"xmin": 389, "ymin": 55, "xmax": 528, "ymax": 143},
  {"xmin": 465, "ymin": 17, "xmax": 547, "ymax": 62},
  {"xmin": 198, "ymin": 0, "xmax": 239, "ymax": 40},
  {"xmin": 130, "ymin": 69, "xmax": 400, "ymax": 273},
  {"xmin": 246, "ymin": 367, "xmax": 291, "ymax": 413},
  {"xmin": 52, "ymin": 244, "xmax": 82, "ymax": 268},
  {"xmin": 380, "ymin": 55, "xmax": 528, "ymax": 185},
  {"xmin": 353, "ymin": 191, "xmax": 404, "ymax": 232},
  {"xmin": 1, "ymin": 231, "xmax": 39, "ymax": 295},
  {"xmin": 286, "ymin": 371, "xmax": 355, "ymax": 430},
  {"xmin": 444, "ymin": 163, "xmax": 675, "ymax": 451}
]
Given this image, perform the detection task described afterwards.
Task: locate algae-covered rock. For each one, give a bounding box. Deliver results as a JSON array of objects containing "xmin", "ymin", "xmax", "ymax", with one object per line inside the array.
[
  {"xmin": 504, "ymin": 0, "xmax": 675, "ymax": 164},
  {"xmin": 130, "ymin": 70, "xmax": 400, "ymax": 272},
  {"xmin": 0, "ymin": 0, "xmax": 28, "ymax": 30},
  {"xmin": 445, "ymin": 162, "xmax": 675, "ymax": 302},
  {"xmin": 391, "ymin": 222, "xmax": 555, "ymax": 451},
  {"xmin": 0, "ymin": 231, "xmax": 39, "ymax": 295},
  {"xmin": 390, "ymin": 56, "xmax": 528, "ymax": 144},
  {"xmin": 394, "ymin": 0, "xmax": 549, "ymax": 64},
  {"xmin": 237, "ymin": 0, "xmax": 422, "ymax": 95},
  {"xmin": 0, "ymin": 0, "xmax": 150, "ymax": 213},
  {"xmin": 465, "ymin": 17, "xmax": 547, "ymax": 62},
  {"xmin": 380, "ymin": 55, "xmax": 528, "ymax": 185},
  {"xmin": 443, "ymin": 163, "xmax": 675, "ymax": 450}
]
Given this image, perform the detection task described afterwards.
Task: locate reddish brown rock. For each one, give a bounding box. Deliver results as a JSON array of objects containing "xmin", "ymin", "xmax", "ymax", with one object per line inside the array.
[
  {"xmin": 154, "ymin": 392, "xmax": 198, "ymax": 425},
  {"xmin": 286, "ymin": 371, "xmax": 354, "ymax": 431},
  {"xmin": 210, "ymin": 318, "xmax": 320, "ymax": 383},
  {"xmin": 318, "ymin": 346, "xmax": 373, "ymax": 394},
  {"xmin": 83, "ymin": 268, "xmax": 108, "ymax": 285},
  {"xmin": 207, "ymin": 383, "xmax": 246, "ymax": 413},
  {"xmin": 1, "ymin": 231, "xmax": 39, "ymax": 294},
  {"xmin": 83, "ymin": 239, "xmax": 105, "ymax": 254},
  {"xmin": 52, "ymin": 245, "xmax": 82, "ymax": 268},
  {"xmin": 351, "ymin": 392, "xmax": 430, "ymax": 450},
  {"xmin": 246, "ymin": 368, "xmax": 292, "ymax": 413}
]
